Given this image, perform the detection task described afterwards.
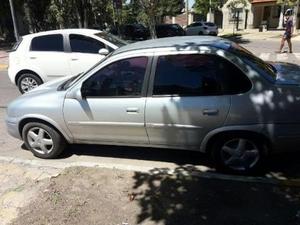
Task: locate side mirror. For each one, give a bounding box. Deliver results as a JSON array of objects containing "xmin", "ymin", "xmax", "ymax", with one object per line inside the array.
[
  {"xmin": 66, "ymin": 88, "xmax": 83, "ymax": 101},
  {"xmin": 98, "ymin": 48, "xmax": 109, "ymax": 56}
]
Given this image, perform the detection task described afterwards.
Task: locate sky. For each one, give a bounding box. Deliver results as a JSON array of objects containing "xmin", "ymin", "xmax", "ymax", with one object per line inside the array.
[{"xmin": 189, "ymin": 0, "xmax": 195, "ymax": 9}]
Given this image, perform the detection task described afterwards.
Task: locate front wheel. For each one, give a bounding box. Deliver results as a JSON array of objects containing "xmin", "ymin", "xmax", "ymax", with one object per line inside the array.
[
  {"xmin": 212, "ymin": 135, "xmax": 266, "ymax": 173},
  {"xmin": 22, "ymin": 122, "xmax": 66, "ymax": 159},
  {"xmin": 17, "ymin": 73, "xmax": 43, "ymax": 94}
]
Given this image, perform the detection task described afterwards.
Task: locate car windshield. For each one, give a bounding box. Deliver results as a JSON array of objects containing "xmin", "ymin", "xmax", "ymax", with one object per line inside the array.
[
  {"xmin": 229, "ymin": 43, "xmax": 277, "ymax": 81},
  {"xmin": 95, "ymin": 32, "xmax": 127, "ymax": 47},
  {"xmin": 60, "ymin": 52, "xmax": 113, "ymax": 90}
]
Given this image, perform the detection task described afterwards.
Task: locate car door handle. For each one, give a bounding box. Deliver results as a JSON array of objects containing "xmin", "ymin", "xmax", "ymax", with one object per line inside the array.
[
  {"xmin": 30, "ymin": 56, "xmax": 37, "ymax": 59},
  {"xmin": 126, "ymin": 108, "xmax": 139, "ymax": 113},
  {"xmin": 71, "ymin": 58, "xmax": 79, "ymax": 61},
  {"xmin": 202, "ymin": 109, "xmax": 219, "ymax": 116}
]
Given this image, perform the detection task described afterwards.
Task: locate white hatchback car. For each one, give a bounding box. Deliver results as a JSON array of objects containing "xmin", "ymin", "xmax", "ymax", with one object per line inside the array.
[
  {"xmin": 185, "ymin": 21, "xmax": 218, "ymax": 36},
  {"xmin": 8, "ymin": 29, "xmax": 126, "ymax": 93}
]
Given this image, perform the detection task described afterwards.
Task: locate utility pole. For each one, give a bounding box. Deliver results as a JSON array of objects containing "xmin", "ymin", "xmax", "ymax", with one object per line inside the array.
[
  {"xmin": 186, "ymin": 0, "xmax": 189, "ymax": 26},
  {"xmin": 9, "ymin": 0, "xmax": 19, "ymax": 41},
  {"xmin": 209, "ymin": 0, "xmax": 212, "ymax": 22},
  {"xmin": 294, "ymin": 0, "xmax": 299, "ymax": 33}
]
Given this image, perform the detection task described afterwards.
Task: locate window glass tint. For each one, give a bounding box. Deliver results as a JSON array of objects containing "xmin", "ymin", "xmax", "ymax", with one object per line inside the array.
[
  {"xmin": 83, "ymin": 57, "xmax": 148, "ymax": 97},
  {"xmin": 204, "ymin": 22, "xmax": 215, "ymax": 26},
  {"xmin": 70, "ymin": 34, "xmax": 105, "ymax": 54},
  {"xmin": 193, "ymin": 22, "xmax": 202, "ymax": 27},
  {"xmin": 31, "ymin": 34, "xmax": 63, "ymax": 52},
  {"xmin": 153, "ymin": 54, "xmax": 252, "ymax": 96}
]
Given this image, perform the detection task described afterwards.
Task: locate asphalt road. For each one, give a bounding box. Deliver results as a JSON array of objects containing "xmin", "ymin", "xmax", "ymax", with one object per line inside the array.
[{"xmin": 0, "ymin": 71, "xmax": 19, "ymax": 107}]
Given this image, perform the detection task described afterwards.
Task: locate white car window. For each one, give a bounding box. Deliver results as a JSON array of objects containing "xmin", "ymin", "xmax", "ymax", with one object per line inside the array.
[
  {"xmin": 30, "ymin": 34, "xmax": 64, "ymax": 52},
  {"xmin": 69, "ymin": 34, "xmax": 106, "ymax": 54}
]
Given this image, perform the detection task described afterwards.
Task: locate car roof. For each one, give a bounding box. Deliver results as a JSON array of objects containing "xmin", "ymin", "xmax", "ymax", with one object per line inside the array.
[
  {"xmin": 22, "ymin": 28, "xmax": 101, "ymax": 38},
  {"xmin": 112, "ymin": 36, "xmax": 232, "ymax": 56}
]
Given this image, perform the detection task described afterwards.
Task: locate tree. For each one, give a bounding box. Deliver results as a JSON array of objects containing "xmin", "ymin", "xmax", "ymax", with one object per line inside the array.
[
  {"xmin": 132, "ymin": 0, "xmax": 184, "ymax": 38},
  {"xmin": 24, "ymin": 0, "xmax": 53, "ymax": 32},
  {"xmin": 194, "ymin": 0, "xmax": 224, "ymax": 17}
]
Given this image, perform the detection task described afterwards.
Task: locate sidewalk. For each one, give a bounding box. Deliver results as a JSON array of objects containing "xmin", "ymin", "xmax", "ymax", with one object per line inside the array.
[
  {"xmin": 219, "ymin": 29, "xmax": 300, "ymax": 41},
  {"xmin": 1, "ymin": 160, "xmax": 299, "ymax": 225}
]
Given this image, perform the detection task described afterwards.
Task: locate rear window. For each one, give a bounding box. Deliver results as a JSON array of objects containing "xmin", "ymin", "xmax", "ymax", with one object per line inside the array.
[{"xmin": 30, "ymin": 34, "xmax": 64, "ymax": 52}]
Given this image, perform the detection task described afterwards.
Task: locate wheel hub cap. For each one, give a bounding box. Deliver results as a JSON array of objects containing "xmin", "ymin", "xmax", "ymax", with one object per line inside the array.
[
  {"xmin": 27, "ymin": 127, "xmax": 53, "ymax": 155},
  {"xmin": 21, "ymin": 77, "xmax": 38, "ymax": 92},
  {"xmin": 220, "ymin": 138, "xmax": 260, "ymax": 171}
]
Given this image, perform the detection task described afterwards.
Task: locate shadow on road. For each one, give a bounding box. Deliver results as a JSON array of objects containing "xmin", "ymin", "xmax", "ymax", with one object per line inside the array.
[
  {"xmin": 60, "ymin": 144, "xmax": 213, "ymax": 167},
  {"xmin": 54, "ymin": 144, "xmax": 300, "ymax": 180},
  {"xmin": 220, "ymin": 34, "xmax": 250, "ymax": 44},
  {"xmin": 132, "ymin": 166, "xmax": 300, "ymax": 225}
]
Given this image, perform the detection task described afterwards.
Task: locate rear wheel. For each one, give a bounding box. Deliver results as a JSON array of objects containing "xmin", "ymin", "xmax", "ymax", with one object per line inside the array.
[
  {"xmin": 212, "ymin": 135, "xmax": 266, "ymax": 173},
  {"xmin": 17, "ymin": 73, "xmax": 42, "ymax": 94},
  {"xmin": 22, "ymin": 122, "xmax": 66, "ymax": 159}
]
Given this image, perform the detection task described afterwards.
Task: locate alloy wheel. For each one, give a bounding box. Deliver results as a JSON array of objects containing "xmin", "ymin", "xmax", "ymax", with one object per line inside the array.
[
  {"xmin": 20, "ymin": 77, "xmax": 39, "ymax": 93},
  {"xmin": 220, "ymin": 138, "xmax": 260, "ymax": 171},
  {"xmin": 27, "ymin": 127, "xmax": 54, "ymax": 155}
]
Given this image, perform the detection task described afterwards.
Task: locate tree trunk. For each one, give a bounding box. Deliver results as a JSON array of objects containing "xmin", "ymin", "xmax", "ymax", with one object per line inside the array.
[
  {"xmin": 83, "ymin": 8, "xmax": 88, "ymax": 28},
  {"xmin": 149, "ymin": 16, "xmax": 157, "ymax": 39}
]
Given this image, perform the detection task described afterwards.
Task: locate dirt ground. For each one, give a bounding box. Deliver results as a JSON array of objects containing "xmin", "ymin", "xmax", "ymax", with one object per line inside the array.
[{"xmin": 9, "ymin": 166, "xmax": 300, "ymax": 225}]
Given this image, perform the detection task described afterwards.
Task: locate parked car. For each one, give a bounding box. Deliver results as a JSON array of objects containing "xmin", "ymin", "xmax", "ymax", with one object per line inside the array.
[
  {"xmin": 155, "ymin": 24, "xmax": 185, "ymax": 38},
  {"xmin": 8, "ymin": 29, "xmax": 127, "ymax": 93},
  {"xmin": 120, "ymin": 24, "xmax": 150, "ymax": 40},
  {"xmin": 185, "ymin": 21, "xmax": 218, "ymax": 36},
  {"xmin": 6, "ymin": 36, "xmax": 300, "ymax": 173}
]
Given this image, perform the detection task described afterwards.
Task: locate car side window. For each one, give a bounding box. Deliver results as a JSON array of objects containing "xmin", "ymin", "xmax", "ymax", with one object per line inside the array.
[
  {"xmin": 70, "ymin": 34, "xmax": 106, "ymax": 54},
  {"xmin": 30, "ymin": 34, "xmax": 64, "ymax": 52},
  {"xmin": 82, "ymin": 57, "xmax": 148, "ymax": 97},
  {"xmin": 152, "ymin": 54, "xmax": 252, "ymax": 96},
  {"xmin": 192, "ymin": 22, "xmax": 202, "ymax": 27}
]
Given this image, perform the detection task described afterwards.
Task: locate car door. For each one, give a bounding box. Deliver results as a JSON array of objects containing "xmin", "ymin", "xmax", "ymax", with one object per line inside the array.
[
  {"xmin": 63, "ymin": 56, "xmax": 151, "ymax": 144},
  {"xmin": 28, "ymin": 34, "xmax": 70, "ymax": 80},
  {"xmin": 68, "ymin": 34, "xmax": 109, "ymax": 76},
  {"xmin": 145, "ymin": 53, "xmax": 232, "ymax": 149},
  {"xmin": 186, "ymin": 22, "xmax": 202, "ymax": 35}
]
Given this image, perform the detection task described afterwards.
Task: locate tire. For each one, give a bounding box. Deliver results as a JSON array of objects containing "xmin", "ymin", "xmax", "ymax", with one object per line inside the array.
[
  {"xmin": 198, "ymin": 31, "xmax": 204, "ymax": 35},
  {"xmin": 17, "ymin": 73, "xmax": 43, "ymax": 94},
  {"xmin": 22, "ymin": 122, "xmax": 66, "ymax": 159},
  {"xmin": 211, "ymin": 134, "xmax": 266, "ymax": 174}
]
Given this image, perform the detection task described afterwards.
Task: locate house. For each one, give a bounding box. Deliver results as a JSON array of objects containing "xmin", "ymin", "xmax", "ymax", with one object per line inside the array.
[{"xmin": 221, "ymin": 0, "xmax": 300, "ymax": 30}]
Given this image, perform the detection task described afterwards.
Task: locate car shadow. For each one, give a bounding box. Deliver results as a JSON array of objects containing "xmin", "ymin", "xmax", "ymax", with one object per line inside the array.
[
  {"xmin": 53, "ymin": 143, "xmax": 300, "ymax": 180},
  {"xmin": 60, "ymin": 144, "xmax": 213, "ymax": 168}
]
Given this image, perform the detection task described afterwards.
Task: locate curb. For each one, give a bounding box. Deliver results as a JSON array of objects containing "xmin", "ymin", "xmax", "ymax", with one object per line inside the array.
[
  {"xmin": 0, "ymin": 64, "xmax": 8, "ymax": 70},
  {"xmin": 0, "ymin": 156, "xmax": 300, "ymax": 187}
]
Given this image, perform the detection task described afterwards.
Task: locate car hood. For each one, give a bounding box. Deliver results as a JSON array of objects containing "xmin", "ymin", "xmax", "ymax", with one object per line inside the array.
[
  {"xmin": 23, "ymin": 76, "xmax": 70, "ymax": 96},
  {"xmin": 269, "ymin": 61, "xmax": 300, "ymax": 85}
]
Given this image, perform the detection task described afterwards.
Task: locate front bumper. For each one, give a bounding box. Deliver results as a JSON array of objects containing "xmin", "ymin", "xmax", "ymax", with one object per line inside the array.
[{"xmin": 5, "ymin": 116, "xmax": 22, "ymax": 140}]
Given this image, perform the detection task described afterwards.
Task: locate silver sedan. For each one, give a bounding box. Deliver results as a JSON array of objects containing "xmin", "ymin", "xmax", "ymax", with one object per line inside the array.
[{"xmin": 5, "ymin": 36, "xmax": 300, "ymax": 173}]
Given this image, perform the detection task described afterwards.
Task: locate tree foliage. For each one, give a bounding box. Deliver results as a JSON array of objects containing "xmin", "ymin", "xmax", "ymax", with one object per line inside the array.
[
  {"xmin": 194, "ymin": 0, "xmax": 225, "ymax": 16},
  {"xmin": 129, "ymin": 0, "xmax": 184, "ymax": 38},
  {"xmin": 1, "ymin": 0, "xmax": 184, "ymax": 40}
]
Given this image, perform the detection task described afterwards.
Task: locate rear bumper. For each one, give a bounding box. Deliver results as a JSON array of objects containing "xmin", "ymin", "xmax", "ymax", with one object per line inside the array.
[{"xmin": 8, "ymin": 66, "xmax": 17, "ymax": 84}]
